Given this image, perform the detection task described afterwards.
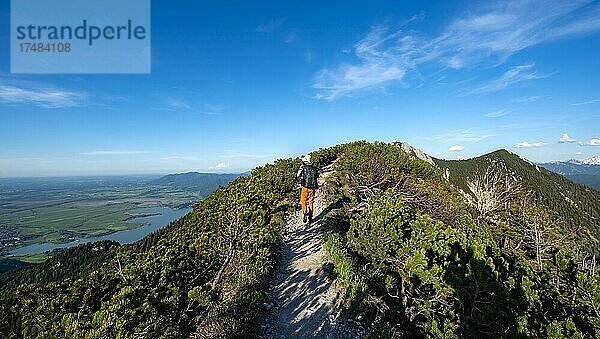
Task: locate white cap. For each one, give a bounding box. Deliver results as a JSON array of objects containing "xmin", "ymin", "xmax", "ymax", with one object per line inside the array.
[{"xmin": 302, "ymin": 154, "xmax": 311, "ymax": 163}]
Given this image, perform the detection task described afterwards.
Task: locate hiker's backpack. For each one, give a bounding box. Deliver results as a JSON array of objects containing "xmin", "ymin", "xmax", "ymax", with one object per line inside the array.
[{"xmin": 301, "ymin": 164, "xmax": 318, "ymax": 189}]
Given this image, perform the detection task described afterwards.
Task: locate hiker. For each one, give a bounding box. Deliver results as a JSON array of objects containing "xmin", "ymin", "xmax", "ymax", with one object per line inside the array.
[{"xmin": 297, "ymin": 154, "xmax": 319, "ymax": 223}]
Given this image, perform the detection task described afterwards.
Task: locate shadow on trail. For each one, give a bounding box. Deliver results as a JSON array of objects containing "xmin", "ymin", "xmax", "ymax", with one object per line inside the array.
[{"xmin": 262, "ymin": 194, "xmax": 346, "ymax": 338}]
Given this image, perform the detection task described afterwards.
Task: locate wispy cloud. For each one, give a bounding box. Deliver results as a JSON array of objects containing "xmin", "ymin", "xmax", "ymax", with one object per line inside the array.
[
  {"xmin": 81, "ymin": 150, "xmax": 151, "ymax": 156},
  {"xmin": 472, "ymin": 64, "xmax": 550, "ymax": 94},
  {"xmin": 256, "ymin": 18, "xmax": 286, "ymax": 33},
  {"xmin": 313, "ymin": 0, "xmax": 600, "ymax": 99},
  {"xmin": 512, "ymin": 95, "xmax": 545, "ymax": 103},
  {"xmin": 157, "ymin": 98, "xmax": 227, "ymax": 115},
  {"xmin": 424, "ymin": 128, "xmax": 495, "ymax": 143},
  {"xmin": 448, "ymin": 145, "xmax": 464, "ymax": 151},
  {"xmin": 164, "ymin": 98, "xmax": 191, "ymax": 110},
  {"xmin": 218, "ymin": 150, "xmax": 274, "ymax": 159},
  {"xmin": 313, "ymin": 21, "xmax": 427, "ymax": 99},
  {"xmin": 304, "ymin": 49, "xmax": 315, "ymax": 64},
  {"xmin": 0, "ymin": 84, "xmax": 87, "ymax": 108},
  {"xmin": 484, "ymin": 109, "xmax": 510, "ymax": 118},
  {"xmin": 571, "ymin": 99, "xmax": 600, "ymax": 106},
  {"xmin": 441, "ymin": 1, "xmax": 600, "ymax": 65},
  {"xmin": 202, "ymin": 103, "xmax": 227, "ymax": 115},
  {"xmin": 579, "ymin": 138, "xmax": 600, "ymax": 146},
  {"xmin": 559, "ymin": 133, "xmax": 577, "ymax": 143},
  {"xmin": 514, "ymin": 141, "xmax": 546, "ymax": 148},
  {"xmin": 160, "ymin": 156, "xmax": 198, "ymax": 161}
]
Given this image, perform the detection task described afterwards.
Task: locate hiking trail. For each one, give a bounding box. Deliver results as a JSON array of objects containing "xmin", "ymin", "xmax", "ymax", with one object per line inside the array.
[{"xmin": 259, "ymin": 164, "xmax": 366, "ymax": 339}]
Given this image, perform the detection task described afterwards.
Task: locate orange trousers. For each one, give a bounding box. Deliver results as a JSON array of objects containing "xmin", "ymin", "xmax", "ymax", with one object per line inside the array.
[{"xmin": 300, "ymin": 187, "xmax": 315, "ymax": 214}]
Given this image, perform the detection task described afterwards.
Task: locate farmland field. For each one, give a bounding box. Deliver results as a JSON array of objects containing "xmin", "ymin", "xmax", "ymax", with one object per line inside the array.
[{"xmin": 0, "ymin": 175, "xmax": 205, "ymax": 255}]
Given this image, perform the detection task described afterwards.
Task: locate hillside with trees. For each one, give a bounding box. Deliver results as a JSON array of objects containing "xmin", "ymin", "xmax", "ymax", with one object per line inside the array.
[
  {"xmin": 313, "ymin": 142, "xmax": 599, "ymax": 337},
  {"xmin": 1, "ymin": 141, "xmax": 599, "ymax": 338},
  {"xmin": 435, "ymin": 150, "xmax": 600, "ymax": 257}
]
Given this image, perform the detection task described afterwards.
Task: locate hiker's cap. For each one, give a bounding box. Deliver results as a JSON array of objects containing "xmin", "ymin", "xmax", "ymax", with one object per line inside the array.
[{"xmin": 302, "ymin": 154, "xmax": 311, "ymax": 163}]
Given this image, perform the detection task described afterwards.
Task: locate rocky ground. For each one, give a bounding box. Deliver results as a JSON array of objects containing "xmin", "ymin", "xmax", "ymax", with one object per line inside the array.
[{"xmin": 258, "ymin": 167, "xmax": 366, "ymax": 339}]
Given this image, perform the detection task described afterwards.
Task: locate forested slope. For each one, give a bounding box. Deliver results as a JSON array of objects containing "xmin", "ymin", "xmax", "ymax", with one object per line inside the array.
[
  {"xmin": 435, "ymin": 150, "xmax": 600, "ymax": 256},
  {"xmin": 312, "ymin": 142, "xmax": 600, "ymax": 337},
  {"xmin": 1, "ymin": 159, "xmax": 300, "ymax": 338}
]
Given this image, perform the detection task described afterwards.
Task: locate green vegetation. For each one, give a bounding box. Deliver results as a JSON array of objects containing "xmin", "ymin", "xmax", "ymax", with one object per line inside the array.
[
  {"xmin": 0, "ymin": 259, "xmax": 32, "ymax": 275},
  {"xmin": 1, "ymin": 141, "xmax": 598, "ymax": 338},
  {"xmin": 0, "ymin": 159, "xmax": 299, "ymax": 338},
  {"xmin": 567, "ymin": 174, "xmax": 600, "ymax": 190},
  {"xmin": 1, "ymin": 202, "xmax": 144, "ymax": 245},
  {"xmin": 436, "ymin": 150, "xmax": 600, "ymax": 256},
  {"xmin": 313, "ymin": 141, "xmax": 600, "ymax": 337},
  {"xmin": 13, "ymin": 254, "xmax": 52, "ymax": 264}
]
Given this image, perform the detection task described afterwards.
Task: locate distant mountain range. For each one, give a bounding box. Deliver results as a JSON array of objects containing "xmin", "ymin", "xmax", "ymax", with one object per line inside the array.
[
  {"xmin": 538, "ymin": 157, "xmax": 600, "ymax": 190},
  {"xmin": 152, "ymin": 171, "xmax": 248, "ymax": 197}
]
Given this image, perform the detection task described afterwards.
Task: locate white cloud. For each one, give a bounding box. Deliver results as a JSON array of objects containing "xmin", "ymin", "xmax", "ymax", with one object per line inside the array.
[
  {"xmin": 484, "ymin": 109, "xmax": 509, "ymax": 118},
  {"xmin": 448, "ymin": 145, "xmax": 464, "ymax": 151},
  {"xmin": 81, "ymin": 150, "xmax": 151, "ymax": 156},
  {"xmin": 579, "ymin": 138, "xmax": 600, "ymax": 146},
  {"xmin": 559, "ymin": 133, "xmax": 577, "ymax": 143},
  {"xmin": 571, "ymin": 99, "xmax": 600, "ymax": 106},
  {"xmin": 514, "ymin": 141, "xmax": 546, "ymax": 148},
  {"xmin": 312, "ymin": 0, "xmax": 600, "ymax": 99},
  {"xmin": 312, "ymin": 23, "xmax": 431, "ymax": 99},
  {"xmin": 210, "ymin": 162, "xmax": 228, "ymax": 169},
  {"xmin": 576, "ymin": 151, "xmax": 583, "ymax": 155},
  {"xmin": 472, "ymin": 64, "xmax": 550, "ymax": 94},
  {"xmin": 0, "ymin": 84, "xmax": 86, "ymax": 108}
]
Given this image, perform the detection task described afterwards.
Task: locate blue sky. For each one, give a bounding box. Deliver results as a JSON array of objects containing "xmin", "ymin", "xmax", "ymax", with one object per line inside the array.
[{"xmin": 1, "ymin": 0, "xmax": 599, "ymax": 177}]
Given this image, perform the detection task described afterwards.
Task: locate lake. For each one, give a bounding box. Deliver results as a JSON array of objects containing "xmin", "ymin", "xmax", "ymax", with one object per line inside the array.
[{"xmin": 9, "ymin": 206, "xmax": 191, "ymax": 256}]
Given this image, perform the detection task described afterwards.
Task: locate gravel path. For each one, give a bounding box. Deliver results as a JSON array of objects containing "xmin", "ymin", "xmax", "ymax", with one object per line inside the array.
[{"xmin": 259, "ymin": 168, "xmax": 365, "ymax": 339}]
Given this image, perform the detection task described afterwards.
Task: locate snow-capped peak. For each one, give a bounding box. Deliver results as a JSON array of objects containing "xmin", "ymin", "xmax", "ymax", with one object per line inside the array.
[
  {"xmin": 582, "ymin": 156, "xmax": 600, "ymax": 165},
  {"xmin": 558, "ymin": 157, "xmax": 600, "ymax": 165},
  {"xmin": 544, "ymin": 157, "xmax": 600, "ymax": 165}
]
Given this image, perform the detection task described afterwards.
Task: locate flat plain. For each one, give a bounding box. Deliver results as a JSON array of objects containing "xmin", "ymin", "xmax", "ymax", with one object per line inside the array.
[{"xmin": 0, "ymin": 175, "xmax": 202, "ymax": 253}]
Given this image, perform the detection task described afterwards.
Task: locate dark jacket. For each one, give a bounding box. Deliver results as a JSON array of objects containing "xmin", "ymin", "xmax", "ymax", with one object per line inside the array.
[{"xmin": 297, "ymin": 163, "xmax": 319, "ymax": 189}]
